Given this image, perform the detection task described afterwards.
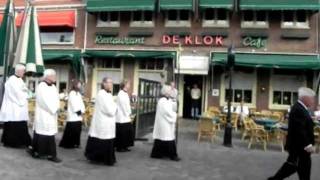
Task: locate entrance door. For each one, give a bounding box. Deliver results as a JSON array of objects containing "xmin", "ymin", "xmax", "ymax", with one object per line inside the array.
[
  {"xmin": 135, "ymin": 78, "xmax": 162, "ymax": 139},
  {"xmin": 183, "ymin": 75, "xmax": 203, "ymax": 119}
]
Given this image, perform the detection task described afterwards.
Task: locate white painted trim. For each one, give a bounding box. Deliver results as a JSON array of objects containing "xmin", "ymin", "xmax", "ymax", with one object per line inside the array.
[
  {"xmin": 178, "ymin": 74, "xmax": 184, "ymax": 117},
  {"xmin": 268, "ymin": 70, "xmax": 307, "ymax": 110},
  {"xmin": 219, "ymin": 69, "xmax": 257, "ymax": 108},
  {"xmin": 210, "ymin": 50, "xmax": 319, "ymax": 56},
  {"xmin": 2, "ymin": 4, "xmax": 86, "ymax": 11},
  {"xmin": 133, "ymin": 61, "xmax": 139, "ymax": 95}
]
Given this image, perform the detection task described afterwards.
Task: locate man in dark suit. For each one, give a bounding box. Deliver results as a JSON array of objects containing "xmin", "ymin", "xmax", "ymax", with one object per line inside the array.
[{"xmin": 268, "ymin": 87, "xmax": 316, "ymax": 180}]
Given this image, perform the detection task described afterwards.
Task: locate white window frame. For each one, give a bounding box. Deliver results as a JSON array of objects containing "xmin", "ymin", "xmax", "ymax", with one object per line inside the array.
[
  {"xmin": 40, "ymin": 31, "xmax": 75, "ymax": 45},
  {"xmin": 269, "ymin": 71, "xmax": 307, "ymax": 110},
  {"xmin": 92, "ymin": 59, "xmax": 123, "ymax": 99},
  {"xmin": 96, "ymin": 12, "xmax": 120, "ymax": 28},
  {"xmin": 202, "ymin": 8, "xmax": 230, "ymax": 28},
  {"xmin": 165, "ymin": 10, "xmax": 191, "ymax": 27},
  {"xmin": 281, "ymin": 10, "xmax": 310, "ymax": 29},
  {"xmin": 241, "ymin": 11, "xmax": 269, "ymax": 29},
  {"xmin": 130, "ymin": 11, "xmax": 154, "ymax": 27},
  {"xmin": 219, "ymin": 70, "xmax": 257, "ymax": 108}
]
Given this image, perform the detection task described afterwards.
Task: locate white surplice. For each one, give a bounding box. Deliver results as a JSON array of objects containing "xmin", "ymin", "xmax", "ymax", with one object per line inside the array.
[
  {"xmin": 89, "ymin": 90, "xmax": 117, "ymax": 140},
  {"xmin": 67, "ymin": 90, "xmax": 85, "ymax": 122},
  {"xmin": 33, "ymin": 82, "xmax": 60, "ymax": 136},
  {"xmin": 0, "ymin": 75, "xmax": 29, "ymax": 122}
]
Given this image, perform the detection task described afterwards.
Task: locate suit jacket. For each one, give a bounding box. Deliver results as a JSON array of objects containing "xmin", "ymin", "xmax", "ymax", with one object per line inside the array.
[{"xmin": 285, "ymin": 102, "xmax": 315, "ymax": 153}]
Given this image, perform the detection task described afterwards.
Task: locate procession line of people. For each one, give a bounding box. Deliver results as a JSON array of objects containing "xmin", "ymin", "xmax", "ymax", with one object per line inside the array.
[{"xmin": 0, "ymin": 64, "xmax": 180, "ymax": 166}]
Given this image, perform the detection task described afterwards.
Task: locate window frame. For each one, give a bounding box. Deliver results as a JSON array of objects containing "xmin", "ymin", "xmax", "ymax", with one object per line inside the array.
[
  {"xmin": 202, "ymin": 8, "xmax": 230, "ymax": 28},
  {"xmin": 269, "ymin": 71, "xmax": 307, "ymax": 110},
  {"xmin": 220, "ymin": 69, "xmax": 257, "ymax": 108},
  {"xmin": 96, "ymin": 11, "xmax": 120, "ymax": 28},
  {"xmin": 165, "ymin": 10, "xmax": 191, "ymax": 27},
  {"xmin": 130, "ymin": 11, "xmax": 154, "ymax": 27},
  {"xmin": 40, "ymin": 30, "xmax": 75, "ymax": 45},
  {"xmin": 241, "ymin": 10, "xmax": 269, "ymax": 29},
  {"xmin": 281, "ymin": 10, "xmax": 310, "ymax": 29},
  {"xmin": 92, "ymin": 59, "xmax": 123, "ymax": 98}
]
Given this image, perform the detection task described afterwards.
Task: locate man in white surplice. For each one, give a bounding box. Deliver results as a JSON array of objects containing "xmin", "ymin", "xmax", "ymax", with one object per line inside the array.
[
  {"xmin": 28, "ymin": 69, "xmax": 61, "ymax": 163},
  {"xmin": 0, "ymin": 64, "xmax": 31, "ymax": 148}
]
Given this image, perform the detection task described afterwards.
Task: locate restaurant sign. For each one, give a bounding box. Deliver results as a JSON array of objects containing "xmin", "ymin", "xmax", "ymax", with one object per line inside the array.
[
  {"xmin": 95, "ymin": 35, "xmax": 145, "ymax": 45},
  {"xmin": 162, "ymin": 35, "xmax": 223, "ymax": 46},
  {"xmin": 242, "ymin": 37, "xmax": 266, "ymax": 49}
]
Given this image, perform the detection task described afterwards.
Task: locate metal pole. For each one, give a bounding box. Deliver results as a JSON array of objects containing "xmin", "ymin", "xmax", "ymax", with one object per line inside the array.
[
  {"xmin": 175, "ymin": 45, "xmax": 181, "ymax": 145},
  {"xmin": 223, "ymin": 66, "xmax": 233, "ymax": 147}
]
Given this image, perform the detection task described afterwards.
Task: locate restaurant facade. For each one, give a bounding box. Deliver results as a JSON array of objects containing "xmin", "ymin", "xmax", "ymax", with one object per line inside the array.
[{"xmin": 1, "ymin": 0, "xmax": 320, "ymax": 118}]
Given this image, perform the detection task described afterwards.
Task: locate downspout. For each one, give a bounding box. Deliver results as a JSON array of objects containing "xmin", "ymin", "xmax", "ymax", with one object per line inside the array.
[{"xmin": 82, "ymin": 9, "xmax": 88, "ymax": 84}]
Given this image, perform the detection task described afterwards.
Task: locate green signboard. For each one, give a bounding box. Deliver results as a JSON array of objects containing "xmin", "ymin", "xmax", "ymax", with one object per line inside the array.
[
  {"xmin": 242, "ymin": 37, "xmax": 267, "ymax": 49},
  {"xmin": 95, "ymin": 35, "xmax": 145, "ymax": 45}
]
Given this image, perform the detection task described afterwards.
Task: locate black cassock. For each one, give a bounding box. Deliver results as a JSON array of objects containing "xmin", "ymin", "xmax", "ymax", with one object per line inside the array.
[
  {"xmin": 85, "ymin": 136, "xmax": 116, "ymax": 166},
  {"xmin": 1, "ymin": 121, "xmax": 31, "ymax": 148},
  {"xmin": 115, "ymin": 122, "xmax": 134, "ymax": 150},
  {"xmin": 59, "ymin": 121, "xmax": 82, "ymax": 148},
  {"xmin": 31, "ymin": 132, "xmax": 57, "ymax": 158}
]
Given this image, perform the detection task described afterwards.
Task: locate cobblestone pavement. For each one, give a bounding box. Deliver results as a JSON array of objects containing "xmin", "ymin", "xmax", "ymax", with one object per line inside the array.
[{"xmin": 0, "ymin": 119, "xmax": 319, "ymax": 180}]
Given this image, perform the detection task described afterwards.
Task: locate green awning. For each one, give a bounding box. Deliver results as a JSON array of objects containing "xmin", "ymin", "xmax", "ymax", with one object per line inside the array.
[
  {"xmin": 84, "ymin": 50, "xmax": 176, "ymax": 59},
  {"xmin": 86, "ymin": 0, "xmax": 155, "ymax": 12},
  {"xmin": 212, "ymin": 52, "xmax": 320, "ymax": 70},
  {"xmin": 42, "ymin": 49, "xmax": 84, "ymax": 79},
  {"xmin": 240, "ymin": 0, "xmax": 320, "ymax": 10},
  {"xmin": 199, "ymin": 0, "xmax": 233, "ymax": 10},
  {"xmin": 159, "ymin": 0, "xmax": 194, "ymax": 10}
]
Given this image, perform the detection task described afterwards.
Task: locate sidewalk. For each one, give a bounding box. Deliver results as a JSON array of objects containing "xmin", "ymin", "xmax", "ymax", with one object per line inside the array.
[{"xmin": 0, "ymin": 119, "xmax": 319, "ymax": 180}]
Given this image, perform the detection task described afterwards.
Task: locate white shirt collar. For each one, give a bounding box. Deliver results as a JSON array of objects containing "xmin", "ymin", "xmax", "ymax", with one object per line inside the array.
[{"xmin": 298, "ymin": 100, "xmax": 309, "ymax": 111}]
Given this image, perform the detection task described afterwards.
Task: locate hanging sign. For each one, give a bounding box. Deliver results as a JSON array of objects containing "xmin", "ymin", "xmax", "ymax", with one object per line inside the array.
[
  {"xmin": 162, "ymin": 35, "xmax": 224, "ymax": 46},
  {"xmin": 95, "ymin": 35, "xmax": 145, "ymax": 45},
  {"xmin": 242, "ymin": 37, "xmax": 267, "ymax": 49}
]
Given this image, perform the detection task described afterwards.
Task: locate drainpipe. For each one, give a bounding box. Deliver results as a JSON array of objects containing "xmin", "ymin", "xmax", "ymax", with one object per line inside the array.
[{"xmin": 315, "ymin": 1, "xmax": 320, "ymax": 97}]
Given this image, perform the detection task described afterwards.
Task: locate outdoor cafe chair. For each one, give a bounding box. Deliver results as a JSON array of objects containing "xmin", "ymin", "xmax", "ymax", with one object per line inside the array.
[{"xmin": 197, "ymin": 116, "xmax": 217, "ymax": 143}]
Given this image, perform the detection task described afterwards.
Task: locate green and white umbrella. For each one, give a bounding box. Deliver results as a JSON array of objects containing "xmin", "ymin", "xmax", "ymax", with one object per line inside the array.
[
  {"xmin": 0, "ymin": 0, "xmax": 16, "ymax": 79},
  {"xmin": 14, "ymin": 5, "xmax": 44, "ymax": 76}
]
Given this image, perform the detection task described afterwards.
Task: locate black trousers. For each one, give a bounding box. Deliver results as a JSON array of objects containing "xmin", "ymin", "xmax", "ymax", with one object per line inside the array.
[{"xmin": 271, "ymin": 150, "xmax": 311, "ymax": 180}]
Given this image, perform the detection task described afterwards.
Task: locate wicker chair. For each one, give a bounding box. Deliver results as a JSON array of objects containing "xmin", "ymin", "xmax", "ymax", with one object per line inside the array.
[
  {"xmin": 197, "ymin": 117, "xmax": 217, "ymax": 143},
  {"xmin": 248, "ymin": 119, "xmax": 268, "ymax": 151},
  {"xmin": 28, "ymin": 99, "xmax": 36, "ymax": 127},
  {"xmin": 231, "ymin": 113, "xmax": 239, "ymax": 132},
  {"xmin": 314, "ymin": 126, "xmax": 320, "ymax": 153},
  {"xmin": 241, "ymin": 117, "xmax": 252, "ymax": 141},
  {"xmin": 58, "ymin": 100, "xmax": 67, "ymax": 129}
]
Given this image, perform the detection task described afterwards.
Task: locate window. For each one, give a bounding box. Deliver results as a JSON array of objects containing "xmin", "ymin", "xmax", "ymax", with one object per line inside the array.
[
  {"xmin": 222, "ymin": 70, "xmax": 255, "ymax": 105},
  {"xmin": 241, "ymin": 10, "xmax": 269, "ymax": 28},
  {"xmin": 40, "ymin": 27, "xmax": 74, "ymax": 44},
  {"xmin": 130, "ymin": 11, "xmax": 154, "ymax": 27},
  {"xmin": 273, "ymin": 91, "xmax": 298, "ymax": 105},
  {"xmin": 138, "ymin": 59, "xmax": 167, "ymax": 83},
  {"xmin": 225, "ymin": 89, "xmax": 252, "ymax": 103},
  {"xmin": 96, "ymin": 59, "xmax": 122, "ymax": 96},
  {"xmin": 165, "ymin": 10, "xmax": 191, "ymax": 27},
  {"xmin": 45, "ymin": 65, "xmax": 69, "ymax": 94},
  {"xmin": 139, "ymin": 59, "xmax": 165, "ymax": 70},
  {"xmin": 97, "ymin": 12, "xmax": 120, "ymax": 27},
  {"xmin": 97, "ymin": 83, "xmax": 120, "ymax": 96},
  {"xmin": 281, "ymin": 10, "xmax": 309, "ymax": 29},
  {"xmin": 203, "ymin": 8, "xmax": 229, "ymax": 27},
  {"xmin": 271, "ymin": 74, "xmax": 305, "ymax": 107},
  {"xmin": 97, "ymin": 58, "xmax": 121, "ymax": 69}
]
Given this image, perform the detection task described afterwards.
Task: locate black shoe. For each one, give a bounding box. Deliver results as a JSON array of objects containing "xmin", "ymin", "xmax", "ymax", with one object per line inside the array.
[
  {"xmin": 124, "ymin": 148, "xmax": 131, "ymax": 152},
  {"xmin": 48, "ymin": 157, "xmax": 62, "ymax": 163},
  {"xmin": 170, "ymin": 157, "xmax": 181, "ymax": 161},
  {"xmin": 26, "ymin": 148, "xmax": 38, "ymax": 158},
  {"xmin": 117, "ymin": 148, "xmax": 128, "ymax": 152}
]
